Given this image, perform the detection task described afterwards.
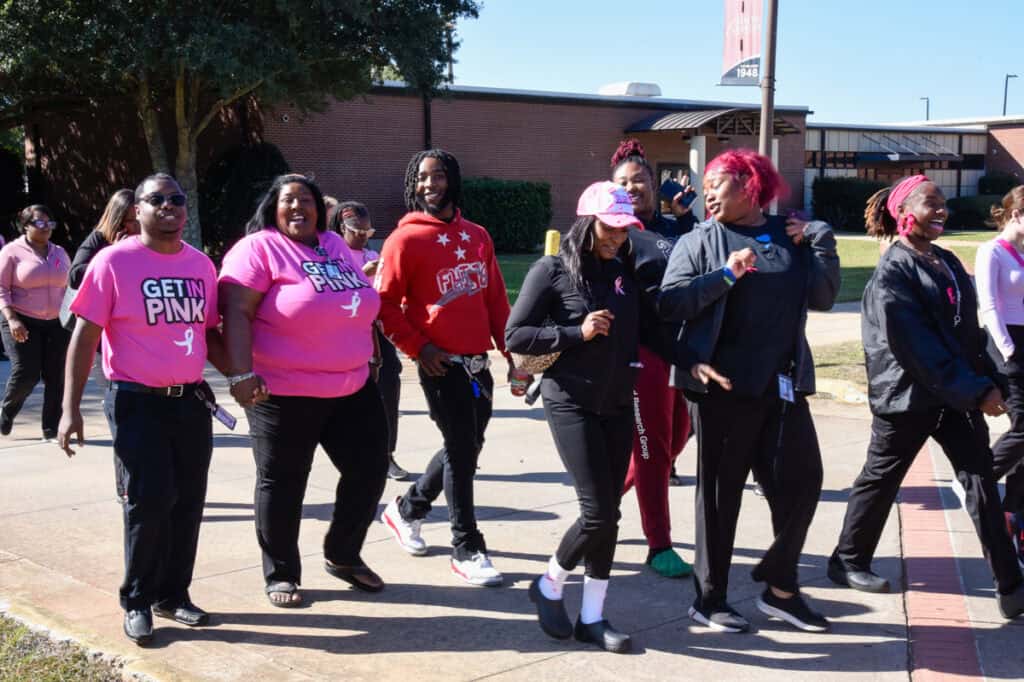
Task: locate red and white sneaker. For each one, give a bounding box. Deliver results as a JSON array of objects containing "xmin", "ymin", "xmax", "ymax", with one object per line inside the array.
[
  {"xmin": 381, "ymin": 497, "xmax": 427, "ymax": 556},
  {"xmin": 451, "ymin": 552, "xmax": 503, "ymax": 587}
]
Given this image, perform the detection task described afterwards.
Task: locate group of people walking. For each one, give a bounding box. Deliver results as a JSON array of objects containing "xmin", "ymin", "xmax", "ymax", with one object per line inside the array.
[{"xmin": 3, "ymin": 140, "xmax": 1018, "ymax": 652}]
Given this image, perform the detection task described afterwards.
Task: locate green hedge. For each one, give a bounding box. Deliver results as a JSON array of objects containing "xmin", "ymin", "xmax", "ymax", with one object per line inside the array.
[
  {"xmin": 978, "ymin": 172, "xmax": 1017, "ymax": 196},
  {"xmin": 945, "ymin": 194, "xmax": 1001, "ymax": 230},
  {"xmin": 811, "ymin": 177, "xmax": 887, "ymax": 232},
  {"xmin": 199, "ymin": 143, "xmax": 290, "ymax": 261},
  {"xmin": 462, "ymin": 177, "xmax": 551, "ymax": 252}
]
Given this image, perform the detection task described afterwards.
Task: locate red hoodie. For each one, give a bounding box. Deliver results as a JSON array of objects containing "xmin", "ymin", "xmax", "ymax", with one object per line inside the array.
[{"xmin": 375, "ymin": 209, "xmax": 510, "ymax": 359}]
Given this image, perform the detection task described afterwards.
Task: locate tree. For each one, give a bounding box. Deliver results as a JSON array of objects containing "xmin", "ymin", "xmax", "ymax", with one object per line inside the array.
[{"xmin": 0, "ymin": 0, "xmax": 479, "ymax": 247}]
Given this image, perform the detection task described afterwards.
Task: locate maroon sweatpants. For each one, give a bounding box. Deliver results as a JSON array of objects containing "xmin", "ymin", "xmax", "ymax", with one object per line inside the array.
[{"xmin": 622, "ymin": 345, "xmax": 690, "ymax": 549}]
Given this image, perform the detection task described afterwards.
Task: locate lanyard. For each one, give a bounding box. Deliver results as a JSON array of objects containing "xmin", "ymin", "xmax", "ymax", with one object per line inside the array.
[
  {"xmin": 938, "ymin": 258, "xmax": 962, "ymax": 328},
  {"xmin": 997, "ymin": 239, "xmax": 1024, "ymax": 268}
]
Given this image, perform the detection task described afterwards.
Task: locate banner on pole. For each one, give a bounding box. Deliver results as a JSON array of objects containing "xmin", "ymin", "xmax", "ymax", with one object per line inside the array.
[{"xmin": 721, "ymin": 0, "xmax": 762, "ymax": 86}]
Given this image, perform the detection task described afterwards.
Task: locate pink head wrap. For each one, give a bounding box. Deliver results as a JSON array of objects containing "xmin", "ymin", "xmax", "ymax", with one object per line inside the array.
[{"xmin": 886, "ymin": 174, "xmax": 931, "ymax": 236}]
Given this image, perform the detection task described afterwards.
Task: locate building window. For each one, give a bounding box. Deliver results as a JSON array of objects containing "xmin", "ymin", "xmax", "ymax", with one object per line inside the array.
[
  {"xmin": 805, "ymin": 151, "xmax": 820, "ymax": 168},
  {"xmin": 656, "ymin": 163, "xmax": 692, "ymax": 187},
  {"xmin": 824, "ymin": 151, "xmax": 856, "ymax": 168}
]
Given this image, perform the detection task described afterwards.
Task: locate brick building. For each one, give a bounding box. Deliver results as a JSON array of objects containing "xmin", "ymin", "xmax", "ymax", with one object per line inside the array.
[{"xmin": 262, "ymin": 82, "xmax": 810, "ymax": 235}]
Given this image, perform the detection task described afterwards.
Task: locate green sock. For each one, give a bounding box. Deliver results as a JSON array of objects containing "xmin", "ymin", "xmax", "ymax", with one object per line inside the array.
[{"xmin": 648, "ymin": 548, "xmax": 693, "ymax": 578}]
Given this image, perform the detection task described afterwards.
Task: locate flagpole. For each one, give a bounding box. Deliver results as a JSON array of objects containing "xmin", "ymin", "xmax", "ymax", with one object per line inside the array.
[{"xmin": 758, "ymin": 0, "xmax": 778, "ymax": 156}]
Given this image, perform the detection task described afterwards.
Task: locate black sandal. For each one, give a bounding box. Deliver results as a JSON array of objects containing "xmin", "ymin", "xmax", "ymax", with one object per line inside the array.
[
  {"xmin": 265, "ymin": 581, "xmax": 302, "ymax": 607},
  {"xmin": 324, "ymin": 560, "xmax": 384, "ymax": 593}
]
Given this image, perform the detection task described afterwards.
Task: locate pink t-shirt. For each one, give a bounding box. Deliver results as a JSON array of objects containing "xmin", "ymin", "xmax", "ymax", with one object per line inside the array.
[
  {"xmin": 71, "ymin": 236, "xmax": 218, "ymax": 386},
  {"xmin": 349, "ymin": 247, "xmax": 380, "ymax": 269},
  {"xmin": 219, "ymin": 228, "xmax": 381, "ymax": 398}
]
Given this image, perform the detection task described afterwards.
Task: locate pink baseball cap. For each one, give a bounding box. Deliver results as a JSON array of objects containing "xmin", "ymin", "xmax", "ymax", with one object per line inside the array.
[{"xmin": 576, "ymin": 181, "xmax": 643, "ymax": 229}]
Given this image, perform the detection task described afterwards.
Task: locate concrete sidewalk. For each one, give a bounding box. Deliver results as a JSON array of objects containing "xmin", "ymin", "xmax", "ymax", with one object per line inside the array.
[{"xmin": 0, "ymin": 354, "xmax": 1019, "ymax": 680}]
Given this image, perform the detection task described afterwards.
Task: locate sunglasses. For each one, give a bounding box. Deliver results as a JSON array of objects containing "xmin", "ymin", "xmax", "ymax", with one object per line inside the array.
[
  {"xmin": 141, "ymin": 193, "xmax": 187, "ymax": 207},
  {"xmin": 344, "ymin": 225, "xmax": 375, "ymax": 237},
  {"xmin": 28, "ymin": 219, "xmax": 56, "ymax": 230}
]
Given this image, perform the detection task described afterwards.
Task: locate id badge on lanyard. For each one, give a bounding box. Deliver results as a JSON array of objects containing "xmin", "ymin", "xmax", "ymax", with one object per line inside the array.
[{"xmin": 777, "ymin": 374, "xmax": 795, "ymax": 403}]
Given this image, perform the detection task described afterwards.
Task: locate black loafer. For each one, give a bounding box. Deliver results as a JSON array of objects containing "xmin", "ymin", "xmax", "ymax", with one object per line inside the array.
[
  {"xmin": 152, "ymin": 599, "xmax": 210, "ymax": 626},
  {"xmin": 998, "ymin": 583, "xmax": 1024, "ymax": 619},
  {"xmin": 573, "ymin": 618, "xmax": 631, "ymax": 654},
  {"xmin": 528, "ymin": 576, "xmax": 572, "ymax": 639},
  {"xmin": 828, "ymin": 558, "xmax": 890, "ymax": 593},
  {"xmin": 123, "ymin": 608, "xmax": 153, "ymax": 645}
]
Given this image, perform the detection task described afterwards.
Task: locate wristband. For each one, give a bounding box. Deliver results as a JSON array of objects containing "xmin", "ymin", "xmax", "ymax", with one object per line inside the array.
[
  {"xmin": 722, "ymin": 267, "xmax": 737, "ymax": 286},
  {"xmin": 227, "ymin": 371, "xmax": 256, "ymax": 387}
]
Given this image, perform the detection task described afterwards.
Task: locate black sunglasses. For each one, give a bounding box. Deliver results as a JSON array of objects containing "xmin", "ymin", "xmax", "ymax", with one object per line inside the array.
[{"xmin": 141, "ymin": 193, "xmax": 187, "ymax": 207}]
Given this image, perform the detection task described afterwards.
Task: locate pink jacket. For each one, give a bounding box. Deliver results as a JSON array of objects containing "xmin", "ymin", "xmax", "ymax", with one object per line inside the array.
[{"xmin": 0, "ymin": 236, "xmax": 70, "ymax": 320}]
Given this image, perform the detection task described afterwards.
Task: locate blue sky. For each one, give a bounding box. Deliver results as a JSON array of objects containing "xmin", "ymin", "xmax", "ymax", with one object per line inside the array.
[{"xmin": 452, "ymin": 0, "xmax": 1023, "ymax": 124}]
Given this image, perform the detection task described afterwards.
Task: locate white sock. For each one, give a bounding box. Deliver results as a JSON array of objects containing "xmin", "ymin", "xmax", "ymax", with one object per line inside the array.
[
  {"xmin": 539, "ymin": 555, "xmax": 570, "ymax": 599},
  {"xmin": 580, "ymin": 576, "xmax": 609, "ymax": 624}
]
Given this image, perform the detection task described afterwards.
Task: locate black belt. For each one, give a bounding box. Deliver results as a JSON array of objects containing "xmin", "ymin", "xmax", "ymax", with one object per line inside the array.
[{"xmin": 110, "ymin": 381, "xmax": 199, "ymax": 398}]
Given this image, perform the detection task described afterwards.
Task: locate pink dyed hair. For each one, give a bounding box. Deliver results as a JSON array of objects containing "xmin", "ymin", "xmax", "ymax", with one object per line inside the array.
[{"xmin": 705, "ymin": 148, "xmax": 788, "ymax": 208}]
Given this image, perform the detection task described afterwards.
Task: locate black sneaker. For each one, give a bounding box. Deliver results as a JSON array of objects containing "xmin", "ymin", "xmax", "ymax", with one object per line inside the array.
[
  {"xmin": 387, "ymin": 455, "xmax": 409, "ymax": 481},
  {"xmin": 997, "ymin": 583, "xmax": 1024, "ymax": 619},
  {"xmin": 688, "ymin": 601, "xmax": 750, "ymax": 633},
  {"xmin": 757, "ymin": 589, "xmax": 829, "ymax": 632},
  {"xmin": 123, "ymin": 608, "xmax": 153, "ymax": 645}
]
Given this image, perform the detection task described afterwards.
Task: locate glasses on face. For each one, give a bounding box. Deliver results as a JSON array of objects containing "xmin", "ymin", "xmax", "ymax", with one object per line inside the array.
[
  {"xmin": 141, "ymin": 193, "xmax": 187, "ymax": 208},
  {"xmin": 28, "ymin": 219, "xmax": 56, "ymax": 230},
  {"xmin": 345, "ymin": 225, "xmax": 375, "ymax": 237}
]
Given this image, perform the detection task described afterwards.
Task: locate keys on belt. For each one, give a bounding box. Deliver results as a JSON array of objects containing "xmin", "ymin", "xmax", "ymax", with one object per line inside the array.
[{"xmin": 449, "ymin": 354, "xmax": 492, "ymax": 400}]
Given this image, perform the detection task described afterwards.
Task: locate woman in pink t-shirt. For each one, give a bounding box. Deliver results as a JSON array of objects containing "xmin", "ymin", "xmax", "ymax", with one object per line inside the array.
[
  {"xmin": 220, "ymin": 175, "xmax": 388, "ymax": 607},
  {"xmin": 329, "ymin": 201, "xmax": 408, "ymax": 482},
  {"xmin": 0, "ymin": 204, "xmax": 70, "ymax": 439}
]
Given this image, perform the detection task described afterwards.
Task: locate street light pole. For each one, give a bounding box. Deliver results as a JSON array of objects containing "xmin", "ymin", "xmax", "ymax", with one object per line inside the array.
[
  {"xmin": 758, "ymin": 0, "xmax": 779, "ymax": 157},
  {"xmin": 919, "ymin": 97, "xmax": 930, "ymax": 121},
  {"xmin": 1004, "ymin": 74, "xmax": 1018, "ymax": 116}
]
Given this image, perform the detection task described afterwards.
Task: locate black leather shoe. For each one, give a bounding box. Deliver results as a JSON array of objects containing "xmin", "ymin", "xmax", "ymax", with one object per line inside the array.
[
  {"xmin": 152, "ymin": 599, "xmax": 210, "ymax": 626},
  {"xmin": 828, "ymin": 557, "xmax": 889, "ymax": 593},
  {"xmin": 573, "ymin": 618, "xmax": 631, "ymax": 654},
  {"xmin": 528, "ymin": 576, "xmax": 572, "ymax": 639},
  {"xmin": 0, "ymin": 411, "xmax": 12, "ymax": 436},
  {"xmin": 123, "ymin": 609, "xmax": 153, "ymax": 645}
]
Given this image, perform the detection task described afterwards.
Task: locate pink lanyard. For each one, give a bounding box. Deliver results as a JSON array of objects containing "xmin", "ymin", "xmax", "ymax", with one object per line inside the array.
[{"xmin": 997, "ymin": 239, "xmax": 1024, "ymax": 268}]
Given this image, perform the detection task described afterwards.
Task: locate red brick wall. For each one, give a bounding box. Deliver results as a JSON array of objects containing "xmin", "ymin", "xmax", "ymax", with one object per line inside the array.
[
  {"xmin": 988, "ymin": 125, "xmax": 1024, "ymax": 181},
  {"xmin": 263, "ymin": 92, "xmax": 808, "ymax": 241}
]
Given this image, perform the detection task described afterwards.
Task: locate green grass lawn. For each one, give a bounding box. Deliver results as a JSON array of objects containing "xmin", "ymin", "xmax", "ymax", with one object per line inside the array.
[
  {"xmin": 498, "ymin": 253, "xmax": 541, "ymax": 304},
  {"xmin": 937, "ymin": 229, "xmax": 998, "ymax": 243},
  {"xmin": 0, "ymin": 615, "xmax": 121, "ymax": 681},
  {"xmin": 498, "ymin": 238, "xmax": 983, "ymax": 308}
]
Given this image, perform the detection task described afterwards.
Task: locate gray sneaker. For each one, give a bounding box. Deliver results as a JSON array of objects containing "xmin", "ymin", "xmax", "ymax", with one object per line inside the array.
[{"xmin": 387, "ymin": 455, "xmax": 409, "ymax": 481}]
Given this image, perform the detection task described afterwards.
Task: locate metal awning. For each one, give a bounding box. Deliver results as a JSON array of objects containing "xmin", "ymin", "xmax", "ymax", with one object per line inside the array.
[{"xmin": 625, "ymin": 108, "xmax": 801, "ymax": 136}]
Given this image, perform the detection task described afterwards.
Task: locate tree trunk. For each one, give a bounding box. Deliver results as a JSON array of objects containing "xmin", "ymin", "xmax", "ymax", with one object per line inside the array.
[
  {"xmin": 174, "ymin": 65, "xmax": 202, "ymax": 248},
  {"xmin": 137, "ymin": 73, "xmax": 169, "ymax": 174}
]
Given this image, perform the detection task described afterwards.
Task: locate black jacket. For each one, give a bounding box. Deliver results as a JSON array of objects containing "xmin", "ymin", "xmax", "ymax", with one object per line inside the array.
[
  {"xmin": 68, "ymin": 230, "xmax": 110, "ymax": 289},
  {"xmin": 862, "ymin": 241, "xmax": 997, "ymax": 415},
  {"xmin": 629, "ymin": 225, "xmax": 678, "ymax": 363},
  {"xmin": 657, "ymin": 217, "xmax": 840, "ymax": 395},
  {"xmin": 505, "ymin": 254, "xmax": 640, "ymax": 415}
]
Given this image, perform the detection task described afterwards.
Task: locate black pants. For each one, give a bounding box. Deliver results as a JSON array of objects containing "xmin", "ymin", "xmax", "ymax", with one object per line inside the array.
[
  {"xmin": 0, "ymin": 315, "xmax": 69, "ymax": 434},
  {"xmin": 834, "ymin": 409, "xmax": 1023, "ymax": 595},
  {"xmin": 544, "ymin": 399, "xmax": 633, "ymax": 580},
  {"xmin": 693, "ymin": 388, "xmax": 823, "ymax": 607},
  {"xmin": 246, "ymin": 381, "xmax": 388, "ymax": 584},
  {"xmin": 377, "ymin": 331, "xmax": 402, "ymax": 455},
  {"xmin": 107, "ymin": 387, "xmax": 212, "ymax": 611},
  {"xmin": 993, "ymin": 326, "xmax": 1024, "ymax": 514},
  {"xmin": 399, "ymin": 364, "xmax": 493, "ymax": 560}
]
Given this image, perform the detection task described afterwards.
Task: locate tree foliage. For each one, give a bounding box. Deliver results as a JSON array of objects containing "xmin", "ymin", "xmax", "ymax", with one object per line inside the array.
[{"xmin": 0, "ymin": 0, "xmax": 479, "ymax": 246}]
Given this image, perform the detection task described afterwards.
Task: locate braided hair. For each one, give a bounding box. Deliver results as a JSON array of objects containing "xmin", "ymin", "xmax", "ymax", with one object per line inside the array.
[
  {"xmin": 403, "ymin": 149, "xmax": 462, "ymax": 213},
  {"xmin": 864, "ymin": 187, "xmax": 899, "ymax": 239},
  {"xmin": 610, "ymin": 138, "xmax": 654, "ymax": 181}
]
